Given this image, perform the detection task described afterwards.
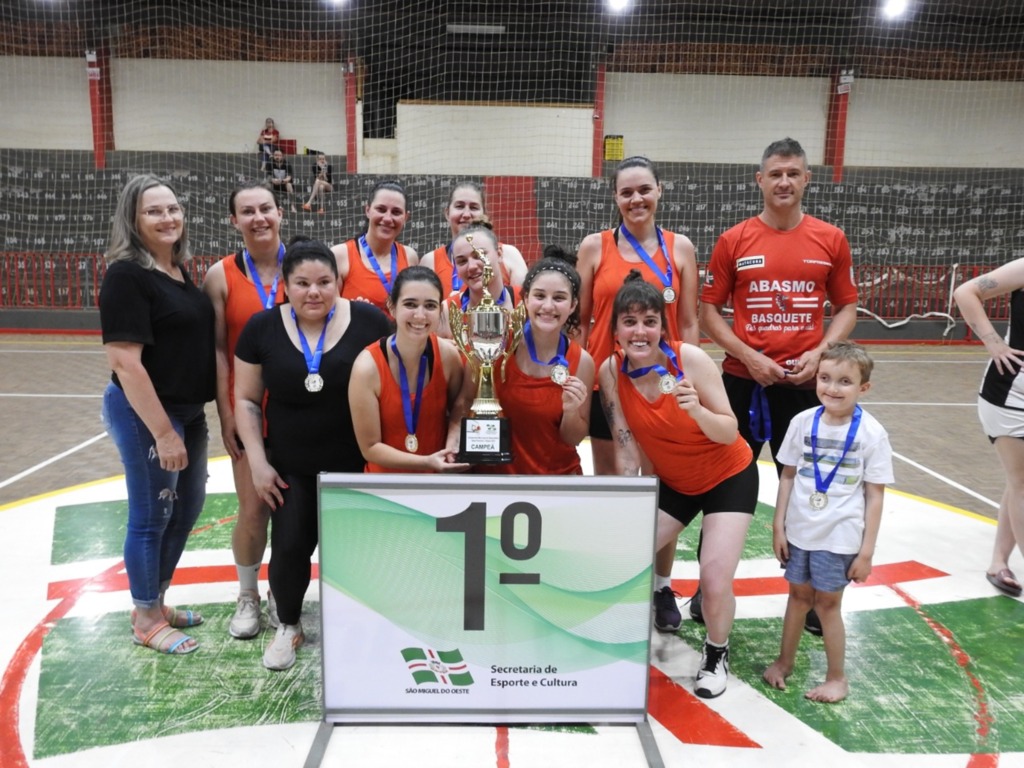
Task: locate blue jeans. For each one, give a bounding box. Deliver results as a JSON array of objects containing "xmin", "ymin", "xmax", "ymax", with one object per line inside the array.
[{"xmin": 102, "ymin": 382, "xmax": 209, "ymax": 609}]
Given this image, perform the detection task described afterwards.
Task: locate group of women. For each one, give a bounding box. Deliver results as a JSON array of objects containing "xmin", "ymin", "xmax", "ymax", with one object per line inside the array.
[{"xmin": 99, "ymin": 158, "xmax": 776, "ymax": 695}]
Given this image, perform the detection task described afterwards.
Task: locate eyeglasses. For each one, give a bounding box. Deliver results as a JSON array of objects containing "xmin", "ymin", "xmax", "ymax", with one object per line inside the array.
[{"xmin": 141, "ymin": 205, "xmax": 183, "ymax": 219}]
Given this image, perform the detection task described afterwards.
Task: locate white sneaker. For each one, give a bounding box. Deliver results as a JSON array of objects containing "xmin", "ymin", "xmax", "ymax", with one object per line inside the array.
[
  {"xmin": 267, "ymin": 589, "xmax": 280, "ymax": 629},
  {"xmin": 263, "ymin": 622, "xmax": 304, "ymax": 671},
  {"xmin": 229, "ymin": 591, "xmax": 261, "ymax": 639},
  {"xmin": 694, "ymin": 641, "xmax": 729, "ymax": 699}
]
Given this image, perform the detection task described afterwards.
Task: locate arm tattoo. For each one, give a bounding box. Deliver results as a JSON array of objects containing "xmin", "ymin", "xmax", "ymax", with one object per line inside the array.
[
  {"xmin": 615, "ymin": 427, "xmax": 634, "ymax": 448},
  {"xmin": 977, "ymin": 276, "xmax": 998, "ymax": 292},
  {"xmin": 601, "ymin": 398, "xmax": 617, "ymax": 429}
]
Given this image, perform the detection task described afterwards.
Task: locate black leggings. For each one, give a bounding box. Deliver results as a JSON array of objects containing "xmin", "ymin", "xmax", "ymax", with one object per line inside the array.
[{"xmin": 268, "ymin": 472, "xmax": 320, "ymax": 626}]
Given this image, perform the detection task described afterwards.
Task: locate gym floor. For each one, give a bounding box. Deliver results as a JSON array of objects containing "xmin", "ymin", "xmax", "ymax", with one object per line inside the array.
[{"xmin": 1, "ymin": 334, "xmax": 1021, "ymax": 767}]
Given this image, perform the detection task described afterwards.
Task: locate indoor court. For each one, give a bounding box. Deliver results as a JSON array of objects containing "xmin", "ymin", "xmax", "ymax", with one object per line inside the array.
[
  {"xmin": 1, "ymin": 337, "xmax": 1022, "ymax": 767},
  {"xmin": 2, "ymin": 0, "xmax": 1023, "ymax": 765}
]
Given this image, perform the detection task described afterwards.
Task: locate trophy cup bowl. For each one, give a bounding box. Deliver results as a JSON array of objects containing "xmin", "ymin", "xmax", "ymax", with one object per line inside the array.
[{"xmin": 449, "ymin": 237, "xmax": 524, "ymax": 464}]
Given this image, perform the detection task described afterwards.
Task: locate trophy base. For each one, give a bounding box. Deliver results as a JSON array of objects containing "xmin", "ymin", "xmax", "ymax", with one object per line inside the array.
[{"xmin": 457, "ymin": 415, "xmax": 513, "ymax": 465}]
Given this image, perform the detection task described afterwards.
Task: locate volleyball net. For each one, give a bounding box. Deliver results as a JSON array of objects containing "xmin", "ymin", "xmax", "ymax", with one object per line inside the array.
[{"xmin": 1, "ymin": 0, "xmax": 1022, "ymax": 332}]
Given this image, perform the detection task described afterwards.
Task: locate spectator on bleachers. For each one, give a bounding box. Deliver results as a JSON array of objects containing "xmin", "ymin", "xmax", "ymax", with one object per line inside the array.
[
  {"xmin": 302, "ymin": 153, "xmax": 333, "ymax": 214},
  {"xmin": 266, "ymin": 150, "xmax": 295, "ymax": 213},
  {"xmin": 257, "ymin": 118, "xmax": 280, "ymax": 172}
]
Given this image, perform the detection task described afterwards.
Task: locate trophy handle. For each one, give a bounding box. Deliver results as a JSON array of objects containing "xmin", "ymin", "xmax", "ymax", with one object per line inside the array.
[
  {"xmin": 448, "ymin": 301, "xmax": 471, "ymax": 361},
  {"xmin": 500, "ymin": 302, "xmax": 527, "ymax": 383}
]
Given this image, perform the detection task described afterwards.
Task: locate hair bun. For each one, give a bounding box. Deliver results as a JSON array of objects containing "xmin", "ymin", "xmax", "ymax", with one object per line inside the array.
[
  {"xmin": 542, "ymin": 243, "xmax": 578, "ymax": 268},
  {"xmin": 624, "ymin": 268, "xmax": 645, "ymax": 285}
]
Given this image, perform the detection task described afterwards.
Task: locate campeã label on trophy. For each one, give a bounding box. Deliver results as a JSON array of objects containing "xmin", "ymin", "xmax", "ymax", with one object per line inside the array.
[{"xmin": 448, "ymin": 234, "xmax": 525, "ymax": 464}]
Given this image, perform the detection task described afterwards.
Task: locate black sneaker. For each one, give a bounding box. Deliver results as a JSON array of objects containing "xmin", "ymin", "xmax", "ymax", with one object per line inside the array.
[
  {"xmin": 804, "ymin": 608, "xmax": 823, "ymax": 636},
  {"xmin": 688, "ymin": 586, "xmax": 705, "ymax": 624},
  {"xmin": 694, "ymin": 641, "xmax": 730, "ymax": 698},
  {"xmin": 652, "ymin": 586, "xmax": 682, "ymax": 632}
]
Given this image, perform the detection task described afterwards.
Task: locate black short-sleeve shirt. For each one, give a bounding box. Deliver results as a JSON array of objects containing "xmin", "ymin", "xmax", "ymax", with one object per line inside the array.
[
  {"xmin": 99, "ymin": 260, "xmax": 215, "ymax": 404},
  {"xmin": 234, "ymin": 301, "xmax": 390, "ymax": 475}
]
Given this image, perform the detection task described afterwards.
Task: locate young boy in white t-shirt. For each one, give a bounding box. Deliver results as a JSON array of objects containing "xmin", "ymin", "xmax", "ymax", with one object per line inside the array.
[{"xmin": 762, "ymin": 341, "xmax": 894, "ymax": 703}]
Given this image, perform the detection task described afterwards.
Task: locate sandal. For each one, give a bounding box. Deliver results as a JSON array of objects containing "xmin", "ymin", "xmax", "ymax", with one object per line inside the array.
[
  {"xmin": 133, "ymin": 620, "xmax": 198, "ymax": 655},
  {"xmin": 131, "ymin": 605, "xmax": 203, "ymax": 629},
  {"xmin": 986, "ymin": 569, "xmax": 1023, "ymax": 598}
]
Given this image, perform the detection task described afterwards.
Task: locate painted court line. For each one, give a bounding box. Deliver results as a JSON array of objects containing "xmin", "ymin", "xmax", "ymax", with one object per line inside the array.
[
  {"xmin": 0, "ymin": 432, "xmax": 107, "ymax": 491},
  {"xmin": 893, "ymin": 450, "xmax": 999, "ymax": 509}
]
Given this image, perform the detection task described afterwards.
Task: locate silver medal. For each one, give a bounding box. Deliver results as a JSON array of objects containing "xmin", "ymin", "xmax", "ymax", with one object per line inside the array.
[
  {"xmin": 663, "ymin": 286, "xmax": 676, "ymax": 303},
  {"xmin": 659, "ymin": 374, "xmax": 677, "ymax": 394},
  {"xmin": 304, "ymin": 373, "xmax": 324, "ymax": 393},
  {"xmin": 405, "ymin": 433, "xmax": 419, "ymax": 453},
  {"xmin": 809, "ymin": 491, "xmax": 828, "ymax": 510},
  {"xmin": 550, "ymin": 364, "xmax": 569, "ymax": 385}
]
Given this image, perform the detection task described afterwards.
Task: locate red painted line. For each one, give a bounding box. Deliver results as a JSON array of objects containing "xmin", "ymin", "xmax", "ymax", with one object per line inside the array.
[
  {"xmin": 46, "ymin": 562, "xmax": 296, "ymax": 600},
  {"xmin": 966, "ymin": 754, "xmax": 999, "ymax": 768},
  {"xmin": 0, "ymin": 560, "xmax": 126, "ymax": 768},
  {"xmin": 672, "ymin": 560, "xmax": 948, "ymax": 597},
  {"xmin": 887, "ymin": 582, "xmax": 995, "ymax": 757},
  {"xmin": 495, "ymin": 725, "xmax": 510, "ymax": 768},
  {"xmin": 647, "ymin": 665, "xmax": 760, "ymax": 748}
]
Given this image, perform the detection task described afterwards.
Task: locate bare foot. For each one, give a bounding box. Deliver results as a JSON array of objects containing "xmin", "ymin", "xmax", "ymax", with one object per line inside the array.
[
  {"xmin": 762, "ymin": 659, "xmax": 792, "ymax": 690},
  {"xmin": 805, "ymin": 678, "xmax": 848, "ymax": 703}
]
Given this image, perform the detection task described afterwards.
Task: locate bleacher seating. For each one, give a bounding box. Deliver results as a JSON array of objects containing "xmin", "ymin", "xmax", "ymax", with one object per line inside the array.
[{"xmin": 2, "ymin": 148, "xmax": 1023, "ymax": 323}]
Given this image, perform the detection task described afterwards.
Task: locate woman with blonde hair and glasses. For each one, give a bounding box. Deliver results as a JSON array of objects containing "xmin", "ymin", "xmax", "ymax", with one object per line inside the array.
[{"xmin": 100, "ymin": 174, "xmax": 215, "ymax": 654}]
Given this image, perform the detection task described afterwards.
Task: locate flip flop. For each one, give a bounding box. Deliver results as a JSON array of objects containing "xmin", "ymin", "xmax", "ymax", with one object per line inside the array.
[
  {"xmin": 132, "ymin": 621, "xmax": 198, "ymax": 655},
  {"xmin": 986, "ymin": 568, "xmax": 1023, "ymax": 598}
]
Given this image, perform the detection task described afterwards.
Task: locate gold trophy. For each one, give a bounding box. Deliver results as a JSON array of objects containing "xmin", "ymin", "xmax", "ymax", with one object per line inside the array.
[{"xmin": 449, "ymin": 235, "xmax": 525, "ymax": 464}]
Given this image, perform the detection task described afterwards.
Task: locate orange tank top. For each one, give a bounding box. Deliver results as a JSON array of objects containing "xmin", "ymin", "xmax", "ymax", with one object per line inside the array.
[
  {"xmin": 223, "ymin": 250, "xmax": 286, "ymax": 404},
  {"xmin": 364, "ymin": 334, "xmax": 450, "ymax": 473},
  {"xmin": 588, "ymin": 228, "xmax": 682, "ymax": 371},
  {"xmin": 340, "ymin": 238, "xmax": 412, "ymax": 316},
  {"xmin": 481, "ymin": 339, "xmax": 584, "ymax": 475},
  {"xmin": 615, "ymin": 346, "xmax": 750, "ymax": 495}
]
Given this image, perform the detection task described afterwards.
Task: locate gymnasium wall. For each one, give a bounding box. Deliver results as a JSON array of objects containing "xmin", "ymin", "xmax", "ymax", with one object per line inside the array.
[
  {"xmin": 2, "ymin": 57, "xmax": 1023, "ymax": 170},
  {"xmin": 1, "ymin": 58, "xmax": 348, "ymax": 156}
]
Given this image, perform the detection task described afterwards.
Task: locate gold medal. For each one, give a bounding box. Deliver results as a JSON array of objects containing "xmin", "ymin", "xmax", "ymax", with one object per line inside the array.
[
  {"xmin": 659, "ymin": 374, "xmax": 677, "ymax": 394},
  {"xmin": 663, "ymin": 286, "xmax": 676, "ymax": 303},
  {"xmin": 405, "ymin": 433, "xmax": 419, "ymax": 453},
  {"xmin": 550, "ymin": 364, "xmax": 569, "ymax": 385},
  {"xmin": 304, "ymin": 373, "xmax": 324, "ymax": 393},
  {"xmin": 809, "ymin": 491, "xmax": 828, "ymax": 510}
]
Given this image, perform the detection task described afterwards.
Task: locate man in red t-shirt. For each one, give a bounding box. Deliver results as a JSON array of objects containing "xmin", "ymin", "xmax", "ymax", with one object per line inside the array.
[
  {"xmin": 696, "ymin": 137, "xmax": 859, "ymax": 633},
  {"xmin": 701, "ymin": 137, "xmax": 859, "ymax": 468}
]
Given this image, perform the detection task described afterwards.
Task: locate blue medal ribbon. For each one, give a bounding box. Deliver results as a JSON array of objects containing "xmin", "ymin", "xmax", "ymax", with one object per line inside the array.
[
  {"xmin": 620, "ymin": 339, "xmax": 684, "ymax": 386},
  {"xmin": 749, "ymin": 384, "xmax": 772, "ymax": 443},
  {"xmin": 618, "ymin": 225, "xmax": 673, "ymax": 295},
  {"xmin": 810, "ymin": 404, "xmax": 863, "ymax": 496},
  {"xmin": 446, "ymin": 243, "xmax": 462, "ymax": 292},
  {"xmin": 523, "ymin": 321, "xmax": 569, "ymax": 371},
  {"xmin": 359, "ymin": 235, "xmax": 397, "ymax": 295},
  {"xmin": 390, "ymin": 335, "xmax": 429, "ymax": 444},
  {"xmin": 243, "ymin": 243, "xmax": 285, "ymax": 311},
  {"xmin": 291, "ymin": 305, "xmax": 336, "ymax": 379}
]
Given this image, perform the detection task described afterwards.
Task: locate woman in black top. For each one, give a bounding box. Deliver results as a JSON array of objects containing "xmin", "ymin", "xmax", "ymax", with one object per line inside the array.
[
  {"xmin": 234, "ymin": 237, "xmax": 390, "ymax": 670},
  {"xmin": 99, "ymin": 174, "xmax": 215, "ymax": 655}
]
